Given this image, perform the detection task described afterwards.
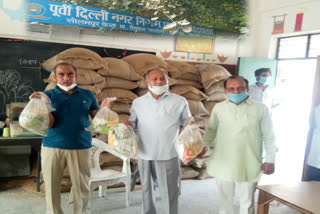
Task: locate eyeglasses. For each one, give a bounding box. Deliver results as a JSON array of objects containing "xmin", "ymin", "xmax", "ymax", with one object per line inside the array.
[{"xmin": 225, "ymin": 87, "xmax": 247, "ymax": 93}]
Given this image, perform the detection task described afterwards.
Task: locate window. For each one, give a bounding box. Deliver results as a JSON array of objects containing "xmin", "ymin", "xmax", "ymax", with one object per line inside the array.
[{"xmin": 276, "ymin": 34, "xmax": 320, "ymax": 59}]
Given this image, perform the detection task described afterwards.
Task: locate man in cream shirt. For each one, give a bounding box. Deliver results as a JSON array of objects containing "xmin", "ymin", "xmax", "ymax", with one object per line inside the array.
[
  {"xmin": 129, "ymin": 68, "xmax": 191, "ymax": 214},
  {"xmin": 203, "ymin": 76, "xmax": 277, "ymax": 214},
  {"xmin": 248, "ymin": 68, "xmax": 274, "ymax": 110}
]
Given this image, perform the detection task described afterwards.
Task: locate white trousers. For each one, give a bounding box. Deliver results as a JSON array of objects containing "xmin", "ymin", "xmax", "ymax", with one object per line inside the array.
[
  {"xmin": 216, "ymin": 179, "xmax": 257, "ymax": 214},
  {"xmin": 138, "ymin": 157, "xmax": 180, "ymax": 214},
  {"xmin": 41, "ymin": 146, "xmax": 90, "ymax": 214}
]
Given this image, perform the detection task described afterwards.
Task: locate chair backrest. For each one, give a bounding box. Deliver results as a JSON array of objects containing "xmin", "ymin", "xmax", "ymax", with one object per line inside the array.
[{"xmin": 91, "ymin": 138, "xmax": 131, "ymax": 175}]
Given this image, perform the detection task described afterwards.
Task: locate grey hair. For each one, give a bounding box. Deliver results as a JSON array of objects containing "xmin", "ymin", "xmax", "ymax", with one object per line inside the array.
[
  {"xmin": 53, "ymin": 62, "xmax": 77, "ymax": 74},
  {"xmin": 145, "ymin": 67, "xmax": 169, "ymax": 80}
]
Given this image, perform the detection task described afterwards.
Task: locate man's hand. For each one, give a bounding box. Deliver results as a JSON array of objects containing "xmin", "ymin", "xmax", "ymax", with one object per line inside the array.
[
  {"xmin": 261, "ymin": 162, "xmax": 275, "ymax": 175},
  {"xmin": 124, "ymin": 120, "xmax": 133, "ymax": 127},
  {"xmin": 197, "ymin": 147, "xmax": 208, "ymax": 159},
  {"xmin": 29, "ymin": 92, "xmax": 42, "ymax": 100},
  {"xmin": 100, "ymin": 98, "xmax": 114, "ymax": 109}
]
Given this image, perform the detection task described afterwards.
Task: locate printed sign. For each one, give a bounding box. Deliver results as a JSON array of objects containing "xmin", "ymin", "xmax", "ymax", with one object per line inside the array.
[{"xmin": 25, "ymin": 0, "xmax": 214, "ymax": 38}]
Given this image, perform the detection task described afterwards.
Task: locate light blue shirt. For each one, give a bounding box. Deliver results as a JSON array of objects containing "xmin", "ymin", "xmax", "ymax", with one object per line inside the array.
[{"xmin": 129, "ymin": 91, "xmax": 191, "ymax": 160}]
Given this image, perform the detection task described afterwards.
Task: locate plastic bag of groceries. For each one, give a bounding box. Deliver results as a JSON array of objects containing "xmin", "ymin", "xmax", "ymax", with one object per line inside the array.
[
  {"xmin": 175, "ymin": 124, "xmax": 204, "ymax": 165},
  {"xmin": 108, "ymin": 123, "xmax": 137, "ymax": 157},
  {"xmin": 19, "ymin": 92, "xmax": 55, "ymax": 136},
  {"xmin": 90, "ymin": 98, "xmax": 119, "ymax": 134}
]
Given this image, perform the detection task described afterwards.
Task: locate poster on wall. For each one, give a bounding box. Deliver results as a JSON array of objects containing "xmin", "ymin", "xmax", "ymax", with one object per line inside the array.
[
  {"xmin": 294, "ymin": 8, "xmax": 305, "ymax": 32},
  {"xmin": 175, "ymin": 37, "xmax": 214, "ymax": 54},
  {"xmin": 272, "ymin": 14, "xmax": 287, "ymax": 34}
]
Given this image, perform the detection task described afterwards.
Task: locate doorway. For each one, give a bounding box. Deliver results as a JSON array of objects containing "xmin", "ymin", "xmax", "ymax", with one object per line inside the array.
[{"xmin": 260, "ymin": 59, "xmax": 317, "ymax": 184}]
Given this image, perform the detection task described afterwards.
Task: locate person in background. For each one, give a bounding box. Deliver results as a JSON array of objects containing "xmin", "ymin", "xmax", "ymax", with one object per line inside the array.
[
  {"xmin": 248, "ymin": 68, "xmax": 276, "ymax": 110},
  {"xmin": 128, "ymin": 67, "xmax": 192, "ymax": 214},
  {"xmin": 30, "ymin": 62, "xmax": 111, "ymax": 214},
  {"xmin": 201, "ymin": 76, "xmax": 277, "ymax": 214},
  {"xmin": 305, "ymin": 104, "xmax": 320, "ymax": 181}
]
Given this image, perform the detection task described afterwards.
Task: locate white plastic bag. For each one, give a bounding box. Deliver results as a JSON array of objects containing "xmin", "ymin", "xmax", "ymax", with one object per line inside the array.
[
  {"xmin": 19, "ymin": 92, "xmax": 54, "ymax": 136},
  {"xmin": 108, "ymin": 123, "xmax": 137, "ymax": 157},
  {"xmin": 90, "ymin": 101, "xmax": 119, "ymax": 134},
  {"xmin": 175, "ymin": 124, "xmax": 204, "ymax": 165}
]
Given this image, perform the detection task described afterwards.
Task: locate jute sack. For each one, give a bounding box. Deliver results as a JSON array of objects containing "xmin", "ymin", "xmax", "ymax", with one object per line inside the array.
[
  {"xmin": 196, "ymin": 64, "xmax": 231, "ymax": 89},
  {"xmin": 187, "ymin": 100, "xmax": 209, "ymax": 116},
  {"xmin": 194, "ymin": 115, "xmax": 210, "ymax": 129},
  {"xmin": 166, "ymin": 60, "xmax": 200, "ymax": 82},
  {"xmin": 98, "ymin": 58, "xmax": 142, "ymax": 81},
  {"xmin": 207, "ymin": 92, "xmax": 228, "ymax": 102},
  {"xmin": 181, "ymin": 167, "xmax": 200, "ymax": 179},
  {"xmin": 134, "ymin": 88, "xmax": 149, "ymax": 97},
  {"xmin": 137, "ymin": 77, "xmax": 177, "ymax": 88},
  {"xmin": 118, "ymin": 114, "xmax": 130, "ymax": 123},
  {"xmin": 203, "ymin": 101, "xmax": 217, "ymax": 113},
  {"xmin": 97, "ymin": 88, "xmax": 138, "ymax": 104},
  {"xmin": 78, "ymin": 84, "xmax": 102, "ymax": 95},
  {"xmin": 42, "ymin": 48, "xmax": 105, "ymax": 72},
  {"xmin": 112, "ymin": 103, "xmax": 131, "ymax": 114},
  {"xmin": 45, "ymin": 82, "xmax": 56, "ymax": 91},
  {"xmin": 175, "ymin": 79, "xmax": 203, "ymax": 89},
  {"xmin": 77, "ymin": 68, "xmax": 105, "ymax": 85},
  {"xmin": 204, "ymin": 80, "xmax": 225, "ymax": 95},
  {"xmin": 171, "ymin": 85, "xmax": 208, "ymax": 101},
  {"xmin": 122, "ymin": 54, "xmax": 168, "ymax": 76},
  {"xmin": 44, "ymin": 72, "xmax": 56, "ymax": 84},
  {"xmin": 103, "ymin": 76, "xmax": 138, "ymax": 90},
  {"xmin": 100, "ymin": 151, "xmax": 123, "ymax": 167}
]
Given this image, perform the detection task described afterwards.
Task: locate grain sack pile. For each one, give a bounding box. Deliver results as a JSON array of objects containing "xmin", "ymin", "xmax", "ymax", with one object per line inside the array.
[
  {"xmin": 122, "ymin": 53, "xmax": 168, "ymax": 77},
  {"xmin": 97, "ymin": 57, "xmax": 141, "ymax": 122},
  {"xmin": 196, "ymin": 64, "xmax": 231, "ymax": 112}
]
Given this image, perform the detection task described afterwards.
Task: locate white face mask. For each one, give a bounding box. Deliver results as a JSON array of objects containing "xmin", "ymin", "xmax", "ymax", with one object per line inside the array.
[
  {"xmin": 148, "ymin": 84, "xmax": 169, "ymax": 95},
  {"xmin": 57, "ymin": 83, "xmax": 77, "ymax": 92}
]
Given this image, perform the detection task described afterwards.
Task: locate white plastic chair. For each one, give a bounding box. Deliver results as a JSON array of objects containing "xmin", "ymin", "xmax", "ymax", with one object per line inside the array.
[{"xmin": 69, "ymin": 138, "xmax": 131, "ymax": 212}]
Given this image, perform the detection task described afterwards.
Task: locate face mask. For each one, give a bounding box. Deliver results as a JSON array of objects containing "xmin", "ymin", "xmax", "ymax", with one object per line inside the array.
[
  {"xmin": 57, "ymin": 83, "xmax": 77, "ymax": 92},
  {"xmin": 258, "ymin": 76, "xmax": 270, "ymax": 85},
  {"xmin": 148, "ymin": 84, "xmax": 169, "ymax": 95},
  {"xmin": 227, "ymin": 91, "xmax": 248, "ymax": 103}
]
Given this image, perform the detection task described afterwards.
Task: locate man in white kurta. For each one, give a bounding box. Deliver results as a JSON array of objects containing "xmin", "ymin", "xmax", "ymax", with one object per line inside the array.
[
  {"xmin": 129, "ymin": 68, "xmax": 191, "ymax": 214},
  {"xmin": 203, "ymin": 76, "xmax": 277, "ymax": 214}
]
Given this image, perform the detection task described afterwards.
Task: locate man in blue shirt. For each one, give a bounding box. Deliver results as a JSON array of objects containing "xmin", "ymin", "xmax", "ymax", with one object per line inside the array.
[
  {"xmin": 129, "ymin": 67, "xmax": 192, "ymax": 214},
  {"xmin": 30, "ymin": 62, "xmax": 111, "ymax": 214}
]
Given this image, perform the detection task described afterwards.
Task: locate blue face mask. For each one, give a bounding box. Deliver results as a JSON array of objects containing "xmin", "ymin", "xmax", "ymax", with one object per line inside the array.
[
  {"xmin": 227, "ymin": 91, "xmax": 248, "ymax": 103},
  {"xmin": 258, "ymin": 76, "xmax": 269, "ymax": 85}
]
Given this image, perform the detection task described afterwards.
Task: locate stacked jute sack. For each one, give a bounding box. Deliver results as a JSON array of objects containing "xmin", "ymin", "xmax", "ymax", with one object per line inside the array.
[{"xmin": 96, "ymin": 57, "xmax": 141, "ymax": 125}]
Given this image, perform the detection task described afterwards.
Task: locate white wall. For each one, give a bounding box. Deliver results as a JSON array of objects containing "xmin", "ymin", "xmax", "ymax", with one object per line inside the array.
[{"xmin": 254, "ymin": 0, "xmax": 320, "ymax": 58}]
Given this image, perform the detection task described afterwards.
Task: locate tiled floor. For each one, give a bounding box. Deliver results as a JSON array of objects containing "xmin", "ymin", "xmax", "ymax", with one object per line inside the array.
[{"xmin": 0, "ymin": 178, "xmax": 300, "ymax": 214}]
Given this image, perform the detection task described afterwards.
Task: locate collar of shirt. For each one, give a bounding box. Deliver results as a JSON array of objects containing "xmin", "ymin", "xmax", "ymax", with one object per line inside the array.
[{"xmin": 54, "ymin": 85, "xmax": 80, "ymax": 95}]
